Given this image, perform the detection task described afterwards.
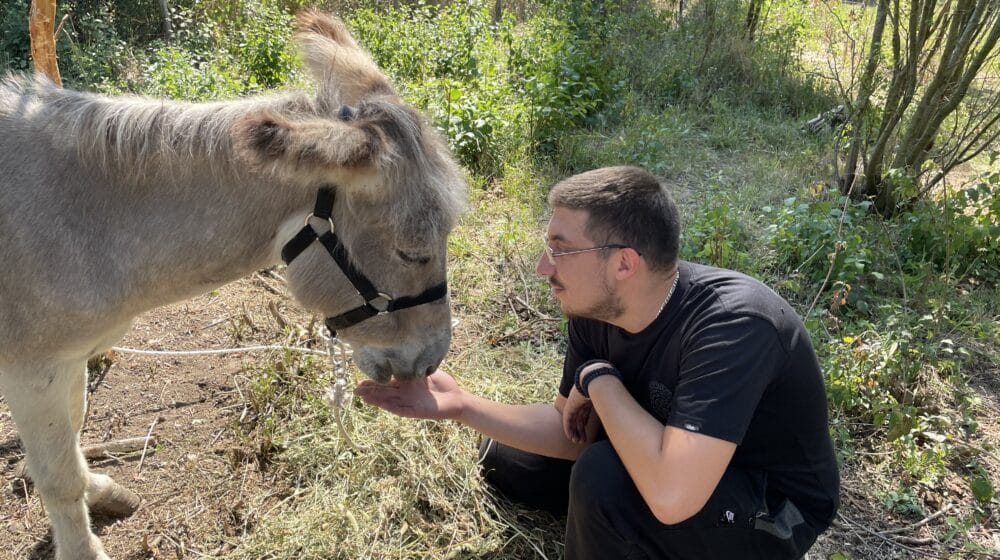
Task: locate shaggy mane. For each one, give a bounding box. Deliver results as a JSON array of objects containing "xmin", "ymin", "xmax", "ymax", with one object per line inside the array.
[{"xmin": 0, "ymin": 74, "xmax": 313, "ymax": 183}]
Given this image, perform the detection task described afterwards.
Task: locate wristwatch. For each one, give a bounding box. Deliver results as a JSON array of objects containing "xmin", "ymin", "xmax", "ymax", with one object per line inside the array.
[{"xmin": 575, "ymin": 363, "xmax": 623, "ymax": 399}]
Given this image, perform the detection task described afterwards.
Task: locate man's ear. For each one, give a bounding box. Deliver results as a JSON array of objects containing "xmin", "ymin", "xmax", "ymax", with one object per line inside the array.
[
  {"xmin": 234, "ymin": 110, "xmax": 381, "ymax": 171},
  {"xmin": 614, "ymin": 248, "xmax": 643, "ymax": 280}
]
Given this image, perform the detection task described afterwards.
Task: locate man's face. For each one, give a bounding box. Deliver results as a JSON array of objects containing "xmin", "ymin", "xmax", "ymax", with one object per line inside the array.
[{"xmin": 537, "ymin": 207, "xmax": 624, "ymax": 322}]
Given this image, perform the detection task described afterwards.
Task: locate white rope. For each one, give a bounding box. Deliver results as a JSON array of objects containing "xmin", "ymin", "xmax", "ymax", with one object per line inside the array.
[
  {"xmin": 320, "ymin": 331, "xmax": 367, "ymax": 451},
  {"xmin": 111, "ymin": 345, "xmax": 329, "ymax": 356}
]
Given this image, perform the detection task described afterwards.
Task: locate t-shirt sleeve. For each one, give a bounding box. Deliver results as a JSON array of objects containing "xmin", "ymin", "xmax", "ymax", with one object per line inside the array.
[
  {"xmin": 668, "ymin": 314, "xmax": 787, "ymax": 444},
  {"xmin": 559, "ymin": 319, "xmax": 598, "ymax": 397}
]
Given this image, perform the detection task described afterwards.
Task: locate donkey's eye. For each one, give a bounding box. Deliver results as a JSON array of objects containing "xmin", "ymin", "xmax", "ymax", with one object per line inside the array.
[{"xmin": 395, "ymin": 250, "xmax": 431, "ymax": 266}]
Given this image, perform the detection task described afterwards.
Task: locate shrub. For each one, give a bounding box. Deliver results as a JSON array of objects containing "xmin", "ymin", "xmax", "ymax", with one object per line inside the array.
[
  {"xmin": 765, "ymin": 193, "xmax": 878, "ymax": 312},
  {"xmin": 902, "ymin": 160, "xmax": 1000, "ymax": 282}
]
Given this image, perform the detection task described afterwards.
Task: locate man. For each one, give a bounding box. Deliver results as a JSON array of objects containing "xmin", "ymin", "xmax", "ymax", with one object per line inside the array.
[{"xmin": 356, "ymin": 166, "xmax": 839, "ymax": 559}]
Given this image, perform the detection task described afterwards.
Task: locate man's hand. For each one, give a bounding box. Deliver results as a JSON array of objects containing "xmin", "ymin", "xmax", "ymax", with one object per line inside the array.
[
  {"xmin": 354, "ymin": 369, "xmax": 465, "ymax": 420},
  {"xmin": 563, "ymin": 360, "xmax": 617, "ymax": 443},
  {"xmin": 562, "ymin": 386, "xmax": 606, "ymax": 444}
]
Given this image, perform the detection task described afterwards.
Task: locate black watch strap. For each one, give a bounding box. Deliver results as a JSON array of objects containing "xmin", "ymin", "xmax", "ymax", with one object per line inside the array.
[{"xmin": 577, "ymin": 365, "xmax": 623, "ymax": 399}]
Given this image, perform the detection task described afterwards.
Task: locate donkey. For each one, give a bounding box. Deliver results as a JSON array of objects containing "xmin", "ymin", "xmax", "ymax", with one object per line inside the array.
[{"xmin": 0, "ymin": 11, "xmax": 465, "ymax": 560}]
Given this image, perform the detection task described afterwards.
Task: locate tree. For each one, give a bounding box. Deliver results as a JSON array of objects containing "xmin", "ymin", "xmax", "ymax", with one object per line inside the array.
[
  {"xmin": 28, "ymin": 0, "xmax": 61, "ymax": 86},
  {"xmin": 837, "ymin": 0, "xmax": 1000, "ymax": 215}
]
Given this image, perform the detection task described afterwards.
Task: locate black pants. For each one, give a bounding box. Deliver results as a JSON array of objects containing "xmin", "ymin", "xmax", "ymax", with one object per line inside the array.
[{"xmin": 479, "ymin": 438, "xmax": 819, "ymax": 560}]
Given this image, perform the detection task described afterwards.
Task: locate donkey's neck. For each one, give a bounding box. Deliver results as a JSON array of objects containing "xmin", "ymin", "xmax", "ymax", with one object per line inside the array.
[{"xmin": 38, "ymin": 89, "xmax": 320, "ymax": 312}]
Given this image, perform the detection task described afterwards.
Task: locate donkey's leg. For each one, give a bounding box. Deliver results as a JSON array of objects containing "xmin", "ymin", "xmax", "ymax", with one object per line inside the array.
[
  {"xmin": 0, "ymin": 362, "xmax": 110, "ymax": 560},
  {"xmin": 67, "ymin": 363, "xmax": 141, "ymax": 518}
]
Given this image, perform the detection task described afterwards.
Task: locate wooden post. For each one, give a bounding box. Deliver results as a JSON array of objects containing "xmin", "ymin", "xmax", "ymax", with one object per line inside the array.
[{"xmin": 29, "ymin": 0, "xmax": 62, "ymax": 87}]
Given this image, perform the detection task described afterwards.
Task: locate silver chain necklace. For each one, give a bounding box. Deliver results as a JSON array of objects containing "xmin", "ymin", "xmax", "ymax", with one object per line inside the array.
[{"xmin": 655, "ymin": 269, "xmax": 681, "ymax": 319}]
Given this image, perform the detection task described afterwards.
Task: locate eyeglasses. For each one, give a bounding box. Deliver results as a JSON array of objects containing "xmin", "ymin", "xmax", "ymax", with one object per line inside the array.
[{"xmin": 542, "ymin": 238, "xmax": 629, "ymax": 266}]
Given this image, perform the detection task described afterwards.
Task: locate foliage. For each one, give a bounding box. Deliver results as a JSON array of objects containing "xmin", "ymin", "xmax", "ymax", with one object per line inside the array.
[
  {"xmin": 682, "ymin": 201, "xmax": 753, "ymax": 271},
  {"xmin": 597, "ymin": 0, "xmax": 835, "ymax": 116},
  {"xmin": 765, "ymin": 192, "xmax": 878, "ymax": 311},
  {"xmin": 902, "ymin": 159, "xmax": 1000, "ymax": 282},
  {"xmin": 0, "ymin": 0, "xmax": 33, "ymax": 72}
]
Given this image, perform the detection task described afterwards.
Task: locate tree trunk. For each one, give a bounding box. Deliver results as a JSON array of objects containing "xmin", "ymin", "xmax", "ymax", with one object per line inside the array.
[
  {"xmin": 28, "ymin": 0, "xmax": 61, "ymax": 87},
  {"xmin": 842, "ymin": 0, "xmax": 999, "ymax": 215},
  {"xmin": 745, "ymin": 0, "xmax": 765, "ymax": 41},
  {"xmin": 158, "ymin": 0, "xmax": 172, "ymax": 42},
  {"xmin": 842, "ymin": 0, "xmax": 889, "ymax": 196}
]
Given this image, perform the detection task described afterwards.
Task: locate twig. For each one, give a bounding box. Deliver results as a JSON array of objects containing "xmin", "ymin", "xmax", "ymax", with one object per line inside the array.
[
  {"xmin": 879, "ymin": 504, "xmax": 952, "ymax": 535},
  {"xmin": 53, "ymin": 13, "xmax": 70, "ymax": 41},
  {"xmin": 254, "ymin": 270, "xmax": 288, "ymax": 296},
  {"xmin": 83, "ymin": 437, "xmax": 158, "ymax": 459},
  {"xmin": 267, "ymin": 300, "xmax": 289, "ymax": 331},
  {"xmin": 510, "ymin": 295, "xmax": 558, "ymax": 321},
  {"xmin": 136, "ymin": 416, "xmax": 162, "ymax": 473},
  {"xmin": 837, "ymin": 511, "xmax": 942, "ymax": 557},
  {"xmin": 111, "ymin": 344, "xmax": 328, "ymax": 356},
  {"xmin": 13, "ymin": 435, "xmax": 159, "ymax": 478}
]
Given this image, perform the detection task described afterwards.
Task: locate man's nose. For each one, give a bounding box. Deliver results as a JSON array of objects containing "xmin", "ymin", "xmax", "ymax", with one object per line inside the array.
[{"xmin": 536, "ymin": 252, "xmax": 554, "ymax": 276}]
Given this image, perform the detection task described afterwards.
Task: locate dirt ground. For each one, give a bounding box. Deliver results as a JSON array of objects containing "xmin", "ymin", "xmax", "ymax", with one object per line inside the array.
[
  {"xmin": 1, "ymin": 274, "xmax": 997, "ymax": 559},
  {"xmin": 0, "ymin": 274, "xmax": 298, "ymax": 559}
]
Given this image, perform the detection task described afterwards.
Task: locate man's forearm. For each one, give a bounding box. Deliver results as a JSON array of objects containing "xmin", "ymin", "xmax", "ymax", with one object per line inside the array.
[
  {"xmin": 458, "ymin": 393, "xmax": 587, "ymax": 461},
  {"xmin": 587, "ymin": 375, "xmax": 735, "ymax": 525}
]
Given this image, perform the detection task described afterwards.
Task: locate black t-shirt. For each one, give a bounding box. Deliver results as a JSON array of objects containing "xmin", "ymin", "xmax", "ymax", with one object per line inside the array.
[{"xmin": 559, "ymin": 260, "xmax": 839, "ymax": 529}]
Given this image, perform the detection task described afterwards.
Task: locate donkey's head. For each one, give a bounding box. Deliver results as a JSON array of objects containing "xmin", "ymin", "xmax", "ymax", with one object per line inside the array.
[{"xmin": 235, "ymin": 12, "xmax": 466, "ymax": 383}]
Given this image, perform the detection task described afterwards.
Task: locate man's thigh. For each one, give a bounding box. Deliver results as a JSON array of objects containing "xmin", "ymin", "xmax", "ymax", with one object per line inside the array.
[{"xmin": 569, "ymin": 441, "xmax": 816, "ymax": 560}]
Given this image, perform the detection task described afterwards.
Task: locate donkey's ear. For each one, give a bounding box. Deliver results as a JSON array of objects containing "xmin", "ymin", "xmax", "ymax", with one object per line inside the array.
[
  {"xmin": 294, "ymin": 11, "xmax": 395, "ymax": 107},
  {"xmin": 234, "ymin": 111, "xmax": 381, "ymax": 171}
]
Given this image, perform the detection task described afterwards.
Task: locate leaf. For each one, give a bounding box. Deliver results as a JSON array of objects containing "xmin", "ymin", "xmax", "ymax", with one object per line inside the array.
[
  {"xmin": 887, "ymin": 409, "xmax": 912, "ymax": 442},
  {"xmin": 970, "ymin": 476, "xmax": 994, "ymax": 503},
  {"xmin": 830, "ymin": 553, "xmax": 851, "ymax": 560}
]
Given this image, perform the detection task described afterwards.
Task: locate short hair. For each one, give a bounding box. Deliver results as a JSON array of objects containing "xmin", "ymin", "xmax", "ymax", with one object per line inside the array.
[{"xmin": 548, "ymin": 166, "xmax": 680, "ymax": 272}]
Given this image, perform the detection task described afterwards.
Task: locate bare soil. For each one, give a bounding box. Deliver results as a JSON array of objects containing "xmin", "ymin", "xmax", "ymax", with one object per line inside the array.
[{"xmin": 1, "ymin": 275, "xmax": 298, "ymax": 559}]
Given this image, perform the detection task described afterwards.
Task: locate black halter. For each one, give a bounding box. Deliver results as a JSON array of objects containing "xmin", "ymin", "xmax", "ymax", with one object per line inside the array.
[{"xmin": 281, "ymin": 186, "xmax": 448, "ymax": 336}]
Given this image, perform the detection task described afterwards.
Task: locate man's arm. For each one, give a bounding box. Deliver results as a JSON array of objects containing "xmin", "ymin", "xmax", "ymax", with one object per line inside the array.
[
  {"xmin": 580, "ymin": 372, "xmax": 736, "ymax": 525},
  {"xmin": 460, "ymin": 392, "xmax": 591, "ymax": 460},
  {"xmin": 355, "ymin": 369, "xmax": 591, "ymax": 461}
]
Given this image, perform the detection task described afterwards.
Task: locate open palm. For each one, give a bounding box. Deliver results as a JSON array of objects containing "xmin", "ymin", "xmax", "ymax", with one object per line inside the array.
[{"xmin": 355, "ymin": 369, "xmax": 465, "ymax": 420}]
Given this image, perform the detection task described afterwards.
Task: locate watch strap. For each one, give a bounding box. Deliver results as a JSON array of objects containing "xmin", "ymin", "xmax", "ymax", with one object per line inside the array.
[{"xmin": 578, "ymin": 365, "xmax": 623, "ymax": 399}]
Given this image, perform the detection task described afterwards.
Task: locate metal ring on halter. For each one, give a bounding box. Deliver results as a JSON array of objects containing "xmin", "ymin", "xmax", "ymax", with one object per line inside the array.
[
  {"xmin": 369, "ymin": 292, "xmax": 394, "ymax": 313},
  {"xmin": 304, "ymin": 213, "xmax": 336, "ymax": 234}
]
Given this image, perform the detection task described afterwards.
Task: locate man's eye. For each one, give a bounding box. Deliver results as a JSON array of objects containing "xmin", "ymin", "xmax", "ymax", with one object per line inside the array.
[{"xmin": 396, "ymin": 250, "xmax": 430, "ymax": 265}]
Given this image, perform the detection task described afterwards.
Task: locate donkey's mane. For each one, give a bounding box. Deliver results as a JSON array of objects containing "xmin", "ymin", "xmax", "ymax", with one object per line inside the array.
[{"xmin": 0, "ymin": 74, "xmax": 313, "ymax": 183}]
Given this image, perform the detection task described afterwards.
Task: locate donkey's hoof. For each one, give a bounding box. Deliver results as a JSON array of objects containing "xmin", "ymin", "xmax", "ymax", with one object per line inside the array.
[{"xmin": 88, "ymin": 481, "xmax": 141, "ymax": 518}]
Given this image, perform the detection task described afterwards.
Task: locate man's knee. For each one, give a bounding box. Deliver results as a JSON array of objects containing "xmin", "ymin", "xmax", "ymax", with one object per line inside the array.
[{"xmin": 478, "ymin": 438, "xmax": 573, "ymax": 515}]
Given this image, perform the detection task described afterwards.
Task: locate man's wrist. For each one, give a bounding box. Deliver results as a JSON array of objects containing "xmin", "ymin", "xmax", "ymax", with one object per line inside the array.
[{"xmin": 575, "ymin": 361, "xmax": 622, "ymax": 399}]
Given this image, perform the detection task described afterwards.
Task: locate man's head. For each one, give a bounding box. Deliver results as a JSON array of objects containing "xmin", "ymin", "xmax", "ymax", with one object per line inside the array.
[
  {"xmin": 538, "ymin": 166, "xmax": 680, "ymax": 324},
  {"xmin": 547, "ymin": 166, "xmax": 679, "ymax": 273}
]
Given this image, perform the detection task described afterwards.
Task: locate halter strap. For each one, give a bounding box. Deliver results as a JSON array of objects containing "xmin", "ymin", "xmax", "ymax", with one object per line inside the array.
[{"xmin": 281, "ymin": 185, "xmax": 448, "ymax": 336}]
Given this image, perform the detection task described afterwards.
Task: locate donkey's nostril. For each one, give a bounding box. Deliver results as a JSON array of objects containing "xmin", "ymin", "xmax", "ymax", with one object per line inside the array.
[{"xmin": 424, "ymin": 365, "xmax": 436, "ymax": 377}]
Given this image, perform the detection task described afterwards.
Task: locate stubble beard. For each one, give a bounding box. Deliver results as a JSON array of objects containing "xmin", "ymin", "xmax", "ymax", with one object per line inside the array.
[{"xmin": 560, "ymin": 276, "xmax": 625, "ymax": 323}]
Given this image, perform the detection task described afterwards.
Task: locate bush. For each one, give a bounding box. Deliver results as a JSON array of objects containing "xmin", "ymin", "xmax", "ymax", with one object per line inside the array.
[
  {"xmin": 765, "ymin": 193, "xmax": 878, "ymax": 312},
  {"xmin": 902, "ymin": 160, "xmax": 1000, "ymax": 282}
]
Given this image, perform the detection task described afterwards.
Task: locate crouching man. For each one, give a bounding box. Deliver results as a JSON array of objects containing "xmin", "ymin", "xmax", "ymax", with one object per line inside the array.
[{"xmin": 357, "ymin": 166, "xmax": 839, "ymax": 560}]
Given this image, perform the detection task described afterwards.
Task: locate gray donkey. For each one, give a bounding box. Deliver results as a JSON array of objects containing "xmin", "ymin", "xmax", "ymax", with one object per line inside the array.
[{"xmin": 0, "ymin": 11, "xmax": 465, "ymax": 560}]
